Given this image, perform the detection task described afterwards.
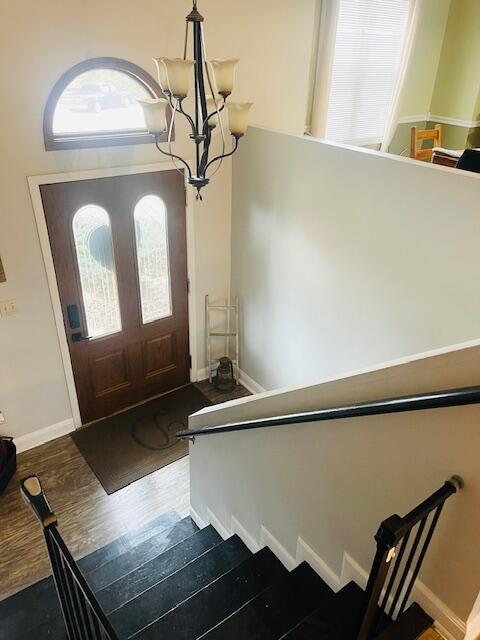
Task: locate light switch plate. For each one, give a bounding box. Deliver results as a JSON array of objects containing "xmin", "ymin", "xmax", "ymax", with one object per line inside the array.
[
  {"xmin": 0, "ymin": 411, "xmax": 5, "ymax": 425},
  {"xmin": 0, "ymin": 299, "xmax": 17, "ymax": 317}
]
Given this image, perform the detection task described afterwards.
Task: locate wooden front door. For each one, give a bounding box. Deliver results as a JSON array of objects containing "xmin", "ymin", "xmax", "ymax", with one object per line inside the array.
[{"xmin": 41, "ymin": 171, "xmax": 190, "ymax": 424}]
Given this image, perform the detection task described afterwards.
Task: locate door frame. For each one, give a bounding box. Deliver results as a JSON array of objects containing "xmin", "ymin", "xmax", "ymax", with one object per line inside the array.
[{"xmin": 28, "ymin": 161, "xmax": 198, "ymax": 429}]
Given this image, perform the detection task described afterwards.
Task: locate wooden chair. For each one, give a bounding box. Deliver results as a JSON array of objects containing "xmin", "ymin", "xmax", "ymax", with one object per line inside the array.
[{"xmin": 410, "ymin": 124, "xmax": 442, "ymax": 161}]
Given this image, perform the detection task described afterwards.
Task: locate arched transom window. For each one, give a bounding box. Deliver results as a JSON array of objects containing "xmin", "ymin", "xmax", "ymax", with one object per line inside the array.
[{"xmin": 44, "ymin": 57, "xmax": 170, "ymax": 150}]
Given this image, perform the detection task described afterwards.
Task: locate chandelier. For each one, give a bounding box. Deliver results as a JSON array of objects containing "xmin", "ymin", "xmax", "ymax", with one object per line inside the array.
[{"xmin": 139, "ymin": 1, "xmax": 252, "ymax": 200}]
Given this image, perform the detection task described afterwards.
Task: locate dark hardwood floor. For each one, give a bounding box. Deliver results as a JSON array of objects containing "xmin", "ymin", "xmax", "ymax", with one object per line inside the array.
[{"xmin": 0, "ymin": 381, "xmax": 250, "ymax": 601}]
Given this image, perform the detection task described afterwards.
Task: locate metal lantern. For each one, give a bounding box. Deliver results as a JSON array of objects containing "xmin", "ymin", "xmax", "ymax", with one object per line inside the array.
[{"xmin": 215, "ymin": 356, "xmax": 235, "ymax": 392}]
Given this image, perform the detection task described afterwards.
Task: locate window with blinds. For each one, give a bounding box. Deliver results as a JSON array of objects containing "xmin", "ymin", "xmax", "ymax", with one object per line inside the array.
[{"xmin": 325, "ymin": 0, "xmax": 410, "ymax": 146}]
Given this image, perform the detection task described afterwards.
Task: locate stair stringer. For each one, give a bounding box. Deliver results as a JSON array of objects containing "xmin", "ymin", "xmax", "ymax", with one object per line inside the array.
[{"xmin": 190, "ymin": 505, "xmax": 466, "ymax": 640}]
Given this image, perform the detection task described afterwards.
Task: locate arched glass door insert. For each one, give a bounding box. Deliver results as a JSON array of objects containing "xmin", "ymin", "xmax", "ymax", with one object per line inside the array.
[
  {"xmin": 134, "ymin": 195, "xmax": 172, "ymax": 324},
  {"xmin": 72, "ymin": 205, "xmax": 121, "ymax": 338}
]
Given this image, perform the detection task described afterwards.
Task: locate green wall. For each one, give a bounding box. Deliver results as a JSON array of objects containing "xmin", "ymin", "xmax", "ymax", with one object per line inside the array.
[
  {"xmin": 392, "ymin": 0, "xmax": 480, "ymax": 155},
  {"xmin": 398, "ymin": 0, "xmax": 451, "ymax": 119},
  {"xmin": 430, "ymin": 0, "xmax": 480, "ymax": 122}
]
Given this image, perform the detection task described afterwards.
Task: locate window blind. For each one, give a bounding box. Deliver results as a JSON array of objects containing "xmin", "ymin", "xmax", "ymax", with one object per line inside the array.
[{"xmin": 325, "ymin": 0, "xmax": 410, "ymax": 145}]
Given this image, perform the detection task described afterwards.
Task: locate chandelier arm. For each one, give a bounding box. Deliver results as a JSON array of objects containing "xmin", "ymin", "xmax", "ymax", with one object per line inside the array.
[
  {"xmin": 202, "ymin": 102, "xmax": 225, "ymax": 132},
  {"xmin": 165, "ymin": 94, "xmax": 196, "ymax": 144},
  {"xmin": 204, "ymin": 136, "xmax": 239, "ymax": 174},
  {"xmin": 177, "ymin": 101, "xmax": 197, "ymax": 135},
  {"xmin": 155, "ymin": 138, "xmax": 193, "ymax": 179},
  {"xmin": 168, "ymin": 98, "xmax": 190, "ymax": 177},
  {"xmin": 205, "ymin": 156, "xmax": 224, "ymax": 181},
  {"xmin": 165, "ymin": 92, "xmax": 192, "ymax": 130}
]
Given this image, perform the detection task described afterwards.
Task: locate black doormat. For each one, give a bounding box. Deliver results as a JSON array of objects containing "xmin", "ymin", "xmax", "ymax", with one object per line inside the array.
[{"xmin": 71, "ymin": 385, "xmax": 212, "ymax": 494}]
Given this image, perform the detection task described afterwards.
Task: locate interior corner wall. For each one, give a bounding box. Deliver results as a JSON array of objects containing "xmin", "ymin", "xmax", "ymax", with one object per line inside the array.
[{"xmin": 230, "ymin": 127, "xmax": 480, "ymax": 391}]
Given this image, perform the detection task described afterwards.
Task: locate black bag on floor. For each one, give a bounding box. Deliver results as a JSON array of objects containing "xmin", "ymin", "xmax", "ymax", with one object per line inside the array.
[{"xmin": 0, "ymin": 436, "xmax": 16, "ymax": 496}]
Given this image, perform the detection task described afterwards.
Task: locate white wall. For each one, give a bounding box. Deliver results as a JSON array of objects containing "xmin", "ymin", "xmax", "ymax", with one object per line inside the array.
[
  {"xmin": 189, "ymin": 341, "xmax": 480, "ymax": 631},
  {"xmin": 0, "ymin": 0, "xmax": 316, "ymax": 440},
  {"xmin": 231, "ymin": 127, "xmax": 480, "ymax": 391}
]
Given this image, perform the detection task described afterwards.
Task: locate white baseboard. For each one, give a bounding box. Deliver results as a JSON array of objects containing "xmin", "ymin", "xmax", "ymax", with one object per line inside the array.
[
  {"xmin": 397, "ymin": 113, "xmax": 480, "ymax": 128},
  {"xmin": 296, "ymin": 537, "xmax": 341, "ymax": 592},
  {"xmin": 195, "ymin": 367, "xmax": 209, "ymax": 382},
  {"xmin": 189, "ymin": 505, "xmax": 233, "ymax": 541},
  {"xmin": 196, "ymin": 366, "xmax": 266, "ymax": 395},
  {"xmin": 207, "ymin": 508, "xmax": 232, "ymax": 540},
  {"xmin": 231, "ymin": 516, "xmax": 261, "ymax": 553},
  {"xmin": 261, "ymin": 526, "xmax": 296, "ymax": 570},
  {"xmin": 14, "ymin": 418, "xmax": 75, "ymax": 454},
  {"xmin": 189, "ymin": 506, "xmax": 208, "ymax": 530},
  {"xmin": 340, "ymin": 552, "xmax": 367, "ymax": 588},
  {"xmin": 340, "ymin": 553, "xmax": 466, "ymax": 640},
  {"xmin": 237, "ymin": 369, "xmax": 266, "ymax": 395},
  {"xmin": 200, "ymin": 505, "xmax": 466, "ymax": 640},
  {"xmin": 398, "ymin": 114, "xmax": 429, "ymax": 125},
  {"xmin": 429, "ymin": 114, "xmax": 480, "ymax": 129}
]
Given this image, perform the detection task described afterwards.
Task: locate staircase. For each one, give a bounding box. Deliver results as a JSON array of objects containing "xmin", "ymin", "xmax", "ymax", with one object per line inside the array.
[{"xmin": 2, "ymin": 476, "xmax": 454, "ymax": 640}]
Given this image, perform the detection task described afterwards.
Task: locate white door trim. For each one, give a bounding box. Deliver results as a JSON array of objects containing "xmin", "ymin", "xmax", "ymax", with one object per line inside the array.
[{"xmin": 27, "ymin": 160, "xmax": 198, "ymax": 429}]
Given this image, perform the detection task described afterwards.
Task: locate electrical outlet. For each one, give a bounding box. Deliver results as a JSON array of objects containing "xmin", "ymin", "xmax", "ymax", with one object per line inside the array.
[
  {"xmin": 0, "ymin": 299, "xmax": 17, "ymax": 317},
  {"xmin": 0, "ymin": 411, "xmax": 5, "ymax": 425}
]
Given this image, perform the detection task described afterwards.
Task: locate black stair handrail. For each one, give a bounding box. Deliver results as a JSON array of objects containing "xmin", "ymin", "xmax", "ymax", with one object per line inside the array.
[
  {"xmin": 357, "ymin": 476, "xmax": 462, "ymax": 640},
  {"xmin": 20, "ymin": 475, "xmax": 119, "ymax": 640},
  {"xmin": 176, "ymin": 385, "xmax": 480, "ymax": 439}
]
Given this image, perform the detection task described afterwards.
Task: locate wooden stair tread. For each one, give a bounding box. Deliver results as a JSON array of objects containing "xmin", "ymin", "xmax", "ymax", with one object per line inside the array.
[
  {"xmin": 198, "ymin": 562, "xmax": 333, "ymax": 640},
  {"xmin": 132, "ymin": 547, "xmax": 287, "ymax": 640},
  {"xmin": 109, "ymin": 535, "xmax": 251, "ymax": 639}
]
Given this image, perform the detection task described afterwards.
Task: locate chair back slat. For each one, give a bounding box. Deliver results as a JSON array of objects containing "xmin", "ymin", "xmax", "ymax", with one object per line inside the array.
[{"xmin": 410, "ymin": 124, "xmax": 442, "ymax": 161}]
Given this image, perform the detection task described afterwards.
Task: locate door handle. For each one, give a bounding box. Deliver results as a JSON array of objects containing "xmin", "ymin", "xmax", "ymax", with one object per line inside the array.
[{"xmin": 71, "ymin": 331, "xmax": 91, "ymax": 343}]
